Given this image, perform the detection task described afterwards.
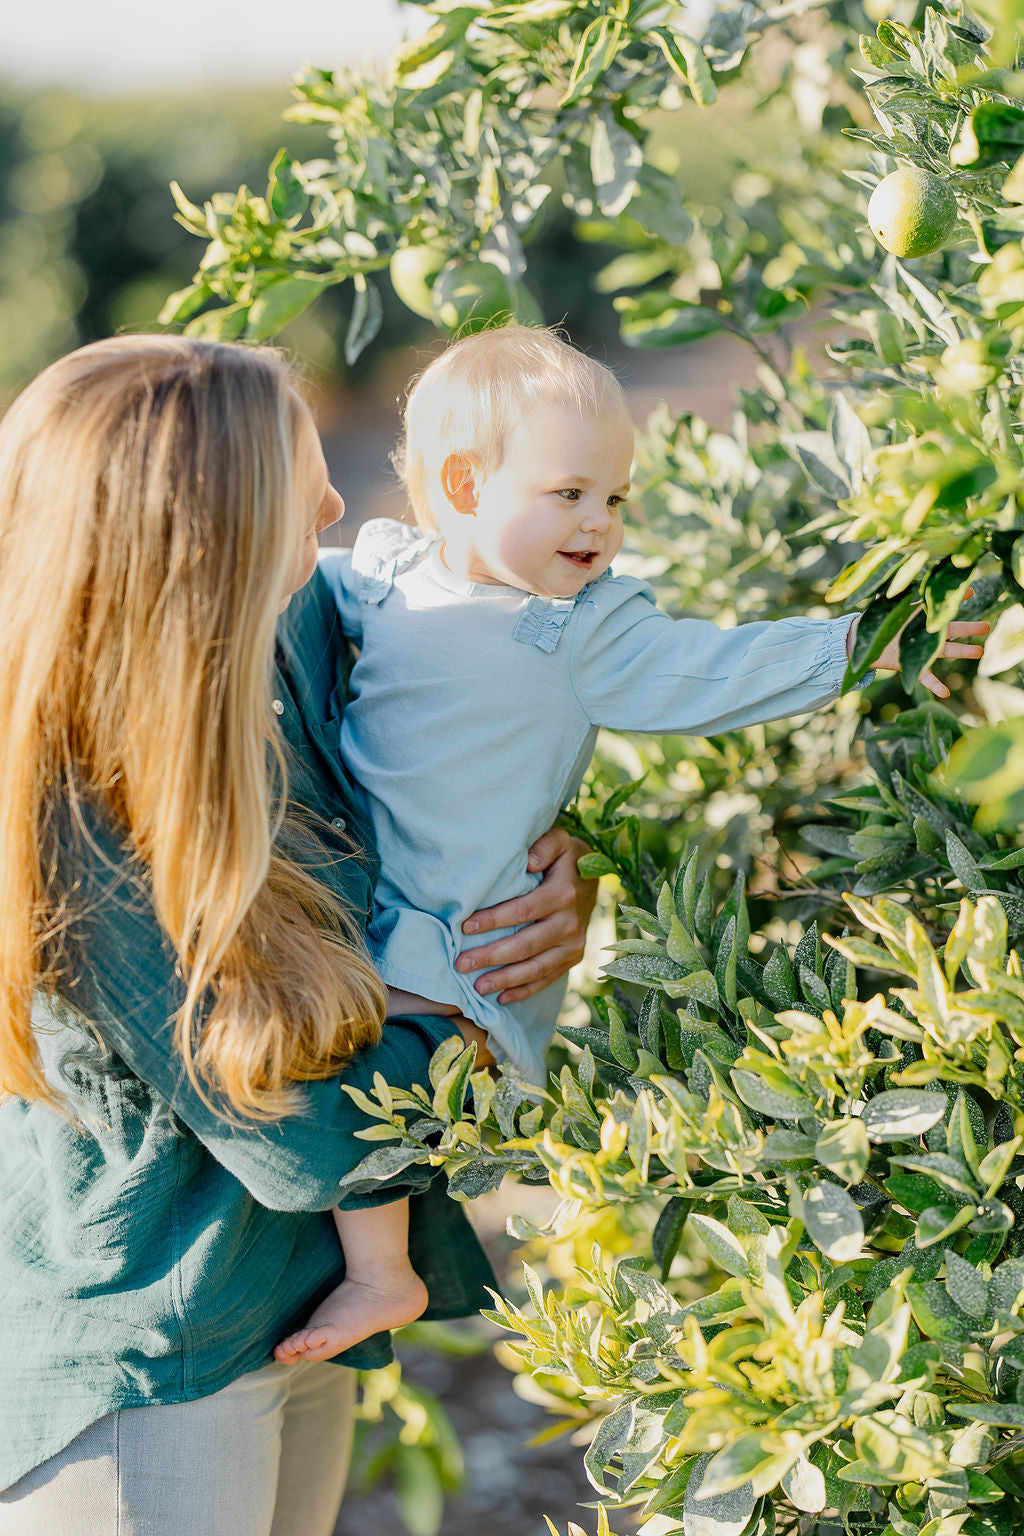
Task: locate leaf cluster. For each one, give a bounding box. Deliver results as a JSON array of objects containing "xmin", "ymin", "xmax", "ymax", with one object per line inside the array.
[{"xmin": 349, "ymin": 866, "xmax": 1024, "ymax": 1536}]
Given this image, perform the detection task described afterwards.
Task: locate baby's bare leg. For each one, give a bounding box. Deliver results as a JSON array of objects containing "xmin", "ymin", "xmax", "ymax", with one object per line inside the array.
[{"xmin": 274, "ymin": 1199, "xmax": 428, "ymax": 1364}]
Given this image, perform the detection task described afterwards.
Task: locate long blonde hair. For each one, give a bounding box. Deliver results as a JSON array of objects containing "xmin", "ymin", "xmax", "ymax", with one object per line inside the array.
[{"xmin": 0, "ymin": 335, "xmax": 385, "ymax": 1117}]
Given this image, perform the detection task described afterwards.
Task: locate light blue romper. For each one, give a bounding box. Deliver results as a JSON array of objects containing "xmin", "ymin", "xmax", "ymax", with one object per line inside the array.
[{"xmin": 319, "ymin": 520, "xmax": 856, "ymax": 1085}]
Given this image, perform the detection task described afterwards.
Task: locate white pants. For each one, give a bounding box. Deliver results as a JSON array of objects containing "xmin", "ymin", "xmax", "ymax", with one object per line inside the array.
[{"xmin": 0, "ymin": 1359, "xmax": 356, "ymax": 1536}]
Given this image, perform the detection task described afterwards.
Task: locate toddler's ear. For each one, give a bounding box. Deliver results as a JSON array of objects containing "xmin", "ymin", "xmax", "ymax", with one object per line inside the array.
[{"xmin": 441, "ymin": 453, "xmax": 478, "ymax": 515}]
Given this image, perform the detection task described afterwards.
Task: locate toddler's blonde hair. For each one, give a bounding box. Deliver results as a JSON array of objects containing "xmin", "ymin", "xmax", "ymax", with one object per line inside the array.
[{"xmin": 397, "ymin": 325, "xmax": 631, "ymax": 532}]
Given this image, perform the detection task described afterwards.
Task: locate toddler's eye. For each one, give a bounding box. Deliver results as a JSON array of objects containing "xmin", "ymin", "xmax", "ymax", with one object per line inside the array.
[
  {"xmin": 557, "ymin": 488, "xmax": 582, "ymax": 502},
  {"xmin": 608, "ymin": 495, "xmax": 626, "ymax": 511}
]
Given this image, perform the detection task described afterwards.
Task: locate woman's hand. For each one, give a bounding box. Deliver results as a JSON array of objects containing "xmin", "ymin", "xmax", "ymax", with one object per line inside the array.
[
  {"xmin": 455, "ymin": 827, "xmax": 599, "ymax": 1005},
  {"xmin": 849, "ymin": 609, "xmax": 988, "ymax": 698}
]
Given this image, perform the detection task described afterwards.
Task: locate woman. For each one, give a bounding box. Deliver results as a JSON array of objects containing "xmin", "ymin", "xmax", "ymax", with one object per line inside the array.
[{"xmin": 0, "ymin": 336, "xmax": 596, "ymax": 1535}]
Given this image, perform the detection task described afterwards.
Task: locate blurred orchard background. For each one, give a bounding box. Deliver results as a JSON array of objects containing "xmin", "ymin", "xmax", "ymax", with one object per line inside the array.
[{"xmin": 0, "ymin": 0, "xmax": 779, "ymax": 539}]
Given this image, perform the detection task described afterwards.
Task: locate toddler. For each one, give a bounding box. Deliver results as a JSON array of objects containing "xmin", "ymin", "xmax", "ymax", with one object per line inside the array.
[{"xmin": 275, "ymin": 324, "xmax": 984, "ymax": 1364}]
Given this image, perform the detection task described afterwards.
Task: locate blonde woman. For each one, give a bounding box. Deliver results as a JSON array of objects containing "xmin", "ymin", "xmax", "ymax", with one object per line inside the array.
[{"xmin": 0, "ymin": 336, "xmax": 596, "ymax": 1536}]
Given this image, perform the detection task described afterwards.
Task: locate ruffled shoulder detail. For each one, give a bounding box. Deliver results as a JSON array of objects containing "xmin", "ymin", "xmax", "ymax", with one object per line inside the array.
[
  {"xmin": 512, "ymin": 593, "xmax": 580, "ymax": 653},
  {"xmin": 351, "ymin": 518, "xmax": 433, "ymax": 605}
]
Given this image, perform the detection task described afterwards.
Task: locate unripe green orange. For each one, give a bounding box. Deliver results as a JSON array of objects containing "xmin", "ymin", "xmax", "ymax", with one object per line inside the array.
[
  {"xmin": 867, "ymin": 167, "xmax": 957, "ymax": 258},
  {"xmin": 389, "ymin": 242, "xmax": 449, "ymax": 319},
  {"xmin": 432, "ymin": 259, "xmax": 517, "ymax": 333}
]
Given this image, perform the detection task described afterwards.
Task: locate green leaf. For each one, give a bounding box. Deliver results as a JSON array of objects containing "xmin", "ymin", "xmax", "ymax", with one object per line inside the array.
[
  {"xmin": 157, "ymin": 281, "xmax": 213, "ymax": 326},
  {"xmin": 780, "ymin": 1456, "xmax": 827, "ymax": 1514},
  {"xmin": 185, "ymin": 302, "xmax": 248, "ymax": 340},
  {"xmin": 266, "ymin": 147, "xmax": 306, "ymax": 222},
  {"xmin": 908, "ymin": 1279, "xmax": 976, "ymax": 1340},
  {"xmin": 800, "ymin": 1180, "xmax": 865, "ymax": 1262},
  {"xmin": 590, "ymin": 109, "xmax": 643, "ymax": 219},
  {"xmin": 683, "ymin": 1452, "xmax": 756, "ymax": 1536},
  {"xmin": 917, "ymin": 1203, "xmax": 975, "ymax": 1248},
  {"xmin": 246, "ymin": 273, "xmax": 329, "ymax": 343},
  {"xmin": 169, "ymin": 179, "xmax": 207, "ymax": 233},
  {"xmin": 922, "ymin": 559, "xmax": 974, "ymax": 633},
  {"xmin": 666, "ymin": 915, "xmax": 705, "ymax": 971},
  {"xmin": 344, "ymin": 274, "xmax": 384, "ymax": 366},
  {"xmin": 560, "ymin": 15, "xmax": 624, "ymax": 107},
  {"xmin": 396, "ymin": 1444, "xmax": 444, "ymax": 1536},
  {"xmin": 816, "ymin": 1118, "xmax": 870, "ymax": 1185},
  {"xmin": 944, "ymin": 1248, "xmax": 990, "ymax": 1319},
  {"xmin": 688, "ymin": 1214, "xmax": 751, "ymax": 1278},
  {"xmin": 675, "ymin": 849, "xmax": 700, "ymax": 930},
  {"xmin": 948, "ymin": 1402, "xmax": 1024, "ymax": 1426},
  {"xmin": 608, "ymin": 1002, "xmax": 640, "ymax": 1071},
  {"xmin": 335, "ymin": 1144, "xmax": 429, "ymax": 1198},
  {"xmin": 862, "ymin": 1091, "xmax": 949, "ymax": 1141},
  {"xmin": 898, "ymin": 610, "xmax": 944, "ymax": 693},
  {"xmin": 830, "ymin": 393, "xmax": 872, "ymax": 497},
  {"xmin": 662, "ymin": 969, "xmax": 720, "ymax": 1008},
  {"xmin": 651, "ymin": 28, "xmax": 717, "ymax": 105},
  {"xmin": 761, "ymin": 947, "xmax": 798, "ymax": 1010},
  {"xmin": 614, "ymin": 291, "xmax": 724, "ymax": 348},
  {"xmin": 990, "ymin": 1256, "xmax": 1024, "ymax": 1313},
  {"xmin": 732, "ymin": 1069, "xmax": 814, "ymax": 1122},
  {"xmin": 432, "ymin": 1043, "xmax": 476, "ymax": 1122},
  {"xmin": 580, "ymin": 852, "xmax": 619, "ymax": 877},
  {"xmin": 950, "ymin": 101, "xmax": 1024, "ymax": 167},
  {"xmin": 653, "ymin": 1197, "xmax": 690, "ymax": 1280},
  {"xmin": 946, "ymin": 831, "xmax": 986, "ymax": 893}
]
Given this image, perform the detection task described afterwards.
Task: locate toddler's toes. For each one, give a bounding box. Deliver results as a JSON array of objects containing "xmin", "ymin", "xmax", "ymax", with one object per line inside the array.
[
  {"xmin": 292, "ymin": 1327, "xmax": 339, "ymax": 1363},
  {"xmin": 273, "ymin": 1332, "xmax": 310, "ymax": 1364}
]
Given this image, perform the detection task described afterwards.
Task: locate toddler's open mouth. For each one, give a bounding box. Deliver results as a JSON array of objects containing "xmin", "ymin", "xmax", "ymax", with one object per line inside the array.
[{"xmin": 558, "ymin": 550, "xmax": 597, "ymax": 568}]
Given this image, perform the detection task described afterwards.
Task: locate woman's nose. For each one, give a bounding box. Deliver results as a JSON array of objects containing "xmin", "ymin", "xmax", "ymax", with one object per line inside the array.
[{"xmin": 318, "ymin": 487, "xmax": 345, "ymax": 533}]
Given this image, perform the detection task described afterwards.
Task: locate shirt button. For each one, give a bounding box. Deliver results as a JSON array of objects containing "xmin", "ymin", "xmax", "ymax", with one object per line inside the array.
[
  {"xmin": 271, "ymin": 698, "xmax": 285, "ymax": 716},
  {"xmin": 331, "ymin": 816, "xmax": 347, "ymax": 832}
]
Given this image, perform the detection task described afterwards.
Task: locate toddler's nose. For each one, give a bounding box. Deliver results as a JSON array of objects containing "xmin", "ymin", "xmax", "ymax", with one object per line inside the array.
[{"xmin": 581, "ymin": 504, "xmax": 613, "ymax": 534}]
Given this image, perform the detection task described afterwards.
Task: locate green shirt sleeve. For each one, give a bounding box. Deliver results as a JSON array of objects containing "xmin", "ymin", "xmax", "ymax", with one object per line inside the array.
[
  {"xmin": 47, "ymin": 570, "xmax": 451, "ymax": 1215},
  {"xmin": 53, "ymin": 812, "xmax": 454, "ymax": 1213}
]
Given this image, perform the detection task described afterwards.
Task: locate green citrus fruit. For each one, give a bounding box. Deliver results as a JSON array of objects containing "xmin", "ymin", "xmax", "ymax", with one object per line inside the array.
[
  {"xmin": 389, "ymin": 243, "xmax": 449, "ymax": 319},
  {"xmin": 432, "ymin": 259, "xmax": 517, "ymax": 333},
  {"xmin": 867, "ymin": 167, "xmax": 957, "ymax": 258}
]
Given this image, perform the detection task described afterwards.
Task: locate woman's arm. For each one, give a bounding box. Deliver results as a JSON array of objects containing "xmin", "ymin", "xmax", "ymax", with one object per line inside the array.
[{"xmin": 455, "ymin": 826, "xmax": 598, "ymax": 1004}]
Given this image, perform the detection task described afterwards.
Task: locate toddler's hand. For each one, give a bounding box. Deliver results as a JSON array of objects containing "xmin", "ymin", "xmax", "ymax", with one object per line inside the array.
[{"xmin": 849, "ymin": 601, "xmax": 988, "ymax": 698}]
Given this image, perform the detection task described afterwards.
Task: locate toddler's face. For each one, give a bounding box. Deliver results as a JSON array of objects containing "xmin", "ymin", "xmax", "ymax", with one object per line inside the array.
[{"xmin": 459, "ymin": 404, "xmax": 633, "ymax": 599}]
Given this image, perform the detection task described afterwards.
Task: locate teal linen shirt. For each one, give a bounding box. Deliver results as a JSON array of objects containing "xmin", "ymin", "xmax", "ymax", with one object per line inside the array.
[{"xmin": 0, "ymin": 570, "xmax": 495, "ymax": 1493}]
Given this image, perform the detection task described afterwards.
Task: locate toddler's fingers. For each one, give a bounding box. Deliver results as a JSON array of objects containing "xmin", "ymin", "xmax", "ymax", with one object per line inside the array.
[
  {"xmin": 939, "ymin": 642, "xmax": 984, "ymax": 659},
  {"xmin": 918, "ymin": 669, "xmax": 949, "ymax": 698},
  {"xmin": 946, "ymin": 620, "xmax": 989, "ymax": 638}
]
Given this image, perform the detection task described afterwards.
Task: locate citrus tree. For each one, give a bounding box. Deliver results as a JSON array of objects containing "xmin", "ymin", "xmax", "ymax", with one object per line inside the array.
[{"xmin": 166, "ymin": 3, "xmax": 1024, "ymax": 1533}]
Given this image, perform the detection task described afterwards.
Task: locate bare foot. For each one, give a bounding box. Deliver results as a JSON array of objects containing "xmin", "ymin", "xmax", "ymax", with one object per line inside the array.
[{"xmin": 274, "ymin": 1263, "xmax": 428, "ymax": 1364}]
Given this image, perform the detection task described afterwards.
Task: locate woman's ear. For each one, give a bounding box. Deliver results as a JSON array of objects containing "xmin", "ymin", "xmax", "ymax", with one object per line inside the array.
[{"xmin": 440, "ymin": 453, "xmax": 478, "ymax": 515}]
